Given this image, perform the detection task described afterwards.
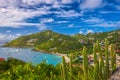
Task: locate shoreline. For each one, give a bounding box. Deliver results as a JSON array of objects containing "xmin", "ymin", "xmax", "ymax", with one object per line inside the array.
[
  {"xmin": 2, "ymin": 47, "xmax": 70, "ymax": 63},
  {"xmin": 55, "ymin": 53, "xmax": 70, "ymax": 63},
  {"xmin": 34, "ymin": 48, "xmax": 70, "ymax": 63}
]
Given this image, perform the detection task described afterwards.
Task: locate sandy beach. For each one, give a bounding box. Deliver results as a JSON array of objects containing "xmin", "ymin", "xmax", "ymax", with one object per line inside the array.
[{"xmin": 56, "ymin": 53, "xmax": 70, "ymax": 63}]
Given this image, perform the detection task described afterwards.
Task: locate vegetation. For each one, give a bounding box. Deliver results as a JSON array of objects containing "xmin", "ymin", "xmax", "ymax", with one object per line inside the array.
[
  {"xmin": 0, "ymin": 58, "xmax": 60, "ymax": 80},
  {"xmin": 4, "ymin": 29, "xmax": 120, "ymax": 54},
  {"xmin": 60, "ymin": 39, "xmax": 117, "ymax": 80},
  {"xmin": 1, "ymin": 39, "xmax": 117, "ymax": 80},
  {"xmin": 4, "ymin": 30, "xmax": 82, "ymax": 54}
]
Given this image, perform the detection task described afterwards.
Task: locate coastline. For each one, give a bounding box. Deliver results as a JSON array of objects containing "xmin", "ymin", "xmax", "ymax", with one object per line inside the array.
[
  {"xmin": 3, "ymin": 47, "xmax": 70, "ymax": 63},
  {"xmin": 34, "ymin": 48, "xmax": 70, "ymax": 63},
  {"xmin": 55, "ymin": 53, "xmax": 70, "ymax": 63}
]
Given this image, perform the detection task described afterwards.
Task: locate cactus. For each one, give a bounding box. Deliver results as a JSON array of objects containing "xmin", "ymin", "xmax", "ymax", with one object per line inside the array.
[
  {"xmin": 97, "ymin": 41, "xmax": 102, "ymax": 74},
  {"xmin": 62, "ymin": 56, "xmax": 68, "ymax": 80},
  {"xmin": 78, "ymin": 72, "xmax": 81, "ymax": 80},
  {"xmin": 110, "ymin": 44, "xmax": 116, "ymax": 71},
  {"xmin": 82, "ymin": 46, "xmax": 88, "ymax": 80},
  {"xmin": 94, "ymin": 63, "xmax": 98, "ymax": 80},
  {"xmin": 110, "ymin": 44, "xmax": 114, "ymax": 71},
  {"xmin": 53, "ymin": 75, "xmax": 56, "ymax": 80},
  {"xmin": 113, "ymin": 50, "xmax": 116, "ymax": 70},
  {"xmin": 93, "ymin": 44, "xmax": 97, "ymax": 64},
  {"xmin": 69, "ymin": 53, "xmax": 73, "ymax": 80},
  {"xmin": 97, "ymin": 40, "xmax": 104, "ymax": 79},
  {"xmin": 60, "ymin": 65, "xmax": 63, "ymax": 78},
  {"xmin": 93, "ymin": 43, "xmax": 100, "ymax": 79},
  {"xmin": 60, "ymin": 39, "xmax": 117, "ymax": 80},
  {"xmin": 105, "ymin": 39, "xmax": 110, "ymax": 78},
  {"xmin": 50, "ymin": 71, "xmax": 53, "ymax": 80},
  {"xmin": 99, "ymin": 59, "xmax": 104, "ymax": 79}
]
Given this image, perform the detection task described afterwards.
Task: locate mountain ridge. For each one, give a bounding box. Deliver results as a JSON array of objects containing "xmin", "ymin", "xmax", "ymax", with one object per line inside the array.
[{"xmin": 4, "ymin": 29, "xmax": 120, "ymax": 54}]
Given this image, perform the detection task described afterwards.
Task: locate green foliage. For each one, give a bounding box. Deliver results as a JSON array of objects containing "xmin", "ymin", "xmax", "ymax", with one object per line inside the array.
[
  {"xmin": 4, "ymin": 30, "xmax": 81, "ymax": 54},
  {"xmin": 60, "ymin": 39, "xmax": 117, "ymax": 80},
  {"xmin": 4, "ymin": 29, "xmax": 120, "ymax": 54},
  {"xmin": 0, "ymin": 58, "xmax": 60, "ymax": 80},
  {"xmin": 1, "ymin": 38, "xmax": 118, "ymax": 80}
]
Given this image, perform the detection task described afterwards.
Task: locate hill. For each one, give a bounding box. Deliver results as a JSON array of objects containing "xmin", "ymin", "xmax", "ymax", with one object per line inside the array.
[
  {"xmin": 4, "ymin": 30, "xmax": 82, "ymax": 54},
  {"xmin": 4, "ymin": 29, "xmax": 120, "ymax": 54}
]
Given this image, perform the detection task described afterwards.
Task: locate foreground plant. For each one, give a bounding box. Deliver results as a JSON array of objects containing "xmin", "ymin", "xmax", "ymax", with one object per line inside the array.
[{"xmin": 61, "ymin": 39, "xmax": 117, "ymax": 80}]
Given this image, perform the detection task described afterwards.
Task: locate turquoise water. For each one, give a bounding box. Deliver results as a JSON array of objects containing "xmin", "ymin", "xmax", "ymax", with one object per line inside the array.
[{"xmin": 0, "ymin": 47, "xmax": 62, "ymax": 65}]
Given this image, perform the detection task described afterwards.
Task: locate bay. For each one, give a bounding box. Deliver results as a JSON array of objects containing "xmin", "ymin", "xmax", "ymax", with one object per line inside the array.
[{"xmin": 0, "ymin": 47, "xmax": 62, "ymax": 65}]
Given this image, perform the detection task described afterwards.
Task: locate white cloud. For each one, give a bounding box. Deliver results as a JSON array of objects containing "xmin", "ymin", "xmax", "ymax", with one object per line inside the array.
[
  {"xmin": 52, "ymin": 2, "xmax": 61, "ymax": 8},
  {"xmin": 86, "ymin": 30, "xmax": 93, "ymax": 34},
  {"xmin": 93, "ymin": 23, "xmax": 115, "ymax": 27},
  {"xmin": 40, "ymin": 18, "xmax": 54, "ymax": 23},
  {"xmin": 37, "ymin": 24, "xmax": 48, "ymax": 30},
  {"xmin": 92, "ymin": 21, "xmax": 120, "ymax": 27},
  {"xmin": 61, "ymin": 0, "xmax": 73, "ymax": 4},
  {"xmin": 6, "ymin": 30, "xmax": 11, "ymax": 33},
  {"xmin": 99, "ymin": 11, "xmax": 120, "ymax": 14},
  {"xmin": 80, "ymin": 0, "xmax": 103, "ymax": 10},
  {"xmin": 57, "ymin": 10, "xmax": 82, "ymax": 18},
  {"xmin": 0, "ymin": 21, "xmax": 47, "ymax": 28},
  {"xmin": 8, "ymin": 0, "xmax": 54, "ymax": 6},
  {"xmin": 16, "ymin": 33, "xmax": 21, "ymax": 36},
  {"xmin": 0, "ymin": 33, "xmax": 21, "ymax": 40},
  {"xmin": 83, "ymin": 17, "xmax": 104, "ymax": 23},
  {"xmin": 0, "ymin": 0, "xmax": 84, "ymax": 29},
  {"xmin": 0, "ymin": 7, "xmax": 50, "ymax": 28},
  {"xmin": 0, "ymin": 33, "xmax": 6, "ymax": 40},
  {"xmin": 0, "ymin": 0, "xmax": 22, "ymax": 7},
  {"xmin": 22, "ymin": 0, "xmax": 73, "ymax": 5},
  {"xmin": 55, "ymin": 21, "xmax": 69, "ymax": 23},
  {"xmin": 0, "ymin": 0, "xmax": 77, "ymax": 29},
  {"xmin": 37, "ymin": 18, "xmax": 54, "ymax": 30},
  {"xmin": 79, "ymin": 31, "xmax": 83, "ymax": 34},
  {"xmin": 0, "ymin": 0, "xmax": 55, "ymax": 28},
  {"xmin": 68, "ymin": 24, "xmax": 74, "ymax": 28}
]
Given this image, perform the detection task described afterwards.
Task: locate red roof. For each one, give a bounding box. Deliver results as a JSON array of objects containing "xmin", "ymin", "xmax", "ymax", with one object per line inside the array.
[
  {"xmin": 0, "ymin": 58, "xmax": 5, "ymax": 61},
  {"xmin": 116, "ymin": 50, "xmax": 120, "ymax": 53}
]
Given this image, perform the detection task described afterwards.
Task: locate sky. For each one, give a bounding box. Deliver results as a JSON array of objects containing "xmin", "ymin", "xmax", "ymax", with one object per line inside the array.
[{"xmin": 0, "ymin": 0, "xmax": 120, "ymax": 41}]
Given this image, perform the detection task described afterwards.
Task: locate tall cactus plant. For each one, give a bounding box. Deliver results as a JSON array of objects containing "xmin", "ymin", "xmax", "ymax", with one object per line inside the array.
[
  {"xmin": 69, "ymin": 53, "xmax": 73, "ymax": 80},
  {"xmin": 113, "ymin": 50, "xmax": 116, "ymax": 70},
  {"xmin": 105, "ymin": 39, "xmax": 110, "ymax": 78},
  {"xmin": 93, "ymin": 43, "xmax": 97, "ymax": 64},
  {"xmin": 110, "ymin": 44, "xmax": 116, "ymax": 71},
  {"xmin": 93, "ymin": 43, "xmax": 100, "ymax": 80},
  {"xmin": 97, "ymin": 40, "xmax": 102, "ymax": 77},
  {"xmin": 62, "ymin": 56, "xmax": 68, "ymax": 80},
  {"xmin": 50, "ymin": 71, "xmax": 53, "ymax": 80},
  {"xmin": 82, "ymin": 46, "xmax": 88, "ymax": 80},
  {"xmin": 60, "ymin": 39, "xmax": 117, "ymax": 80}
]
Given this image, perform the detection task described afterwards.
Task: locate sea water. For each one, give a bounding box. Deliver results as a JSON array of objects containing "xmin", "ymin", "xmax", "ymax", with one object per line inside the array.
[{"xmin": 0, "ymin": 47, "xmax": 62, "ymax": 65}]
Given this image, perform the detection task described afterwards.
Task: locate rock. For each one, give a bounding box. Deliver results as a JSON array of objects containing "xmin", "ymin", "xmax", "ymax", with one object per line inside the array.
[{"xmin": 110, "ymin": 67, "xmax": 120, "ymax": 80}]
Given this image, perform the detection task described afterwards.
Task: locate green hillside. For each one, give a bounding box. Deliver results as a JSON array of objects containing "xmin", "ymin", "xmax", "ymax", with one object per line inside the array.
[
  {"xmin": 4, "ymin": 29, "xmax": 120, "ymax": 54},
  {"xmin": 4, "ymin": 30, "xmax": 82, "ymax": 54}
]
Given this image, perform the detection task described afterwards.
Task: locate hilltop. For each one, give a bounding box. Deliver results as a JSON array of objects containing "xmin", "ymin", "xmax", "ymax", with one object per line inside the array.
[
  {"xmin": 4, "ymin": 29, "xmax": 120, "ymax": 54},
  {"xmin": 4, "ymin": 30, "xmax": 82, "ymax": 54}
]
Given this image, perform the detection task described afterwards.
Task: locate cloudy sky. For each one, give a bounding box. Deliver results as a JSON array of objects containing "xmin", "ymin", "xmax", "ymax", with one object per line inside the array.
[{"xmin": 0, "ymin": 0, "xmax": 120, "ymax": 41}]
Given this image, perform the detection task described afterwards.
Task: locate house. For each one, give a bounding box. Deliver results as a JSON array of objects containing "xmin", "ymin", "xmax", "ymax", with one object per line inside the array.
[
  {"xmin": 27, "ymin": 39, "xmax": 37, "ymax": 43},
  {"xmin": 0, "ymin": 58, "xmax": 5, "ymax": 61},
  {"xmin": 26, "ymin": 39, "xmax": 37, "ymax": 46},
  {"xmin": 116, "ymin": 49, "xmax": 120, "ymax": 53}
]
